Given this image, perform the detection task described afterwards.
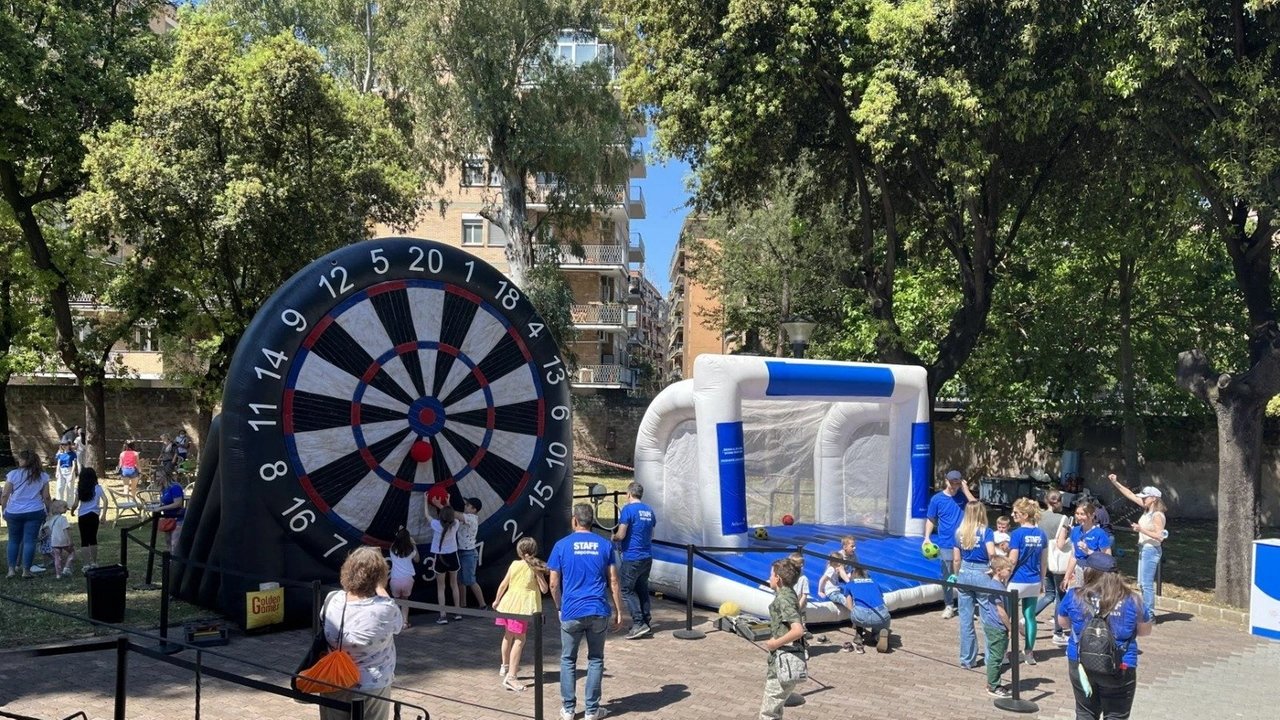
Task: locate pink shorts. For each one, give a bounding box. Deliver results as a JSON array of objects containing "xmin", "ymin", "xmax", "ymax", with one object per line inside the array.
[
  {"xmin": 495, "ymin": 617, "xmax": 528, "ymax": 635},
  {"xmin": 389, "ymin": 576, "xmax": 414, "ymax": 598}
]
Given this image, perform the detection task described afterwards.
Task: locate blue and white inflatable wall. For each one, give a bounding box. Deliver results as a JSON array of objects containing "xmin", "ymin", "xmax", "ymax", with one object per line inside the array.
[{"xmin": 635, "ymin": 355, "xmax": 938, "ymax": 622}]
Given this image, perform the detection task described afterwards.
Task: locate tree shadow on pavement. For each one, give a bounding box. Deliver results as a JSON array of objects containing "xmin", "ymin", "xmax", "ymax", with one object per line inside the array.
[{"xmin": 600, "ymin": 683, "xmax": 690, "ymax": 716}]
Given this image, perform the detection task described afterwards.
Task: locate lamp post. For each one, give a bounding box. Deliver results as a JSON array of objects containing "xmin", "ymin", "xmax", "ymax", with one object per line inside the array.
[{"xmin": 781, "ymin": 317, "xmax": 818, "ymax": 359}]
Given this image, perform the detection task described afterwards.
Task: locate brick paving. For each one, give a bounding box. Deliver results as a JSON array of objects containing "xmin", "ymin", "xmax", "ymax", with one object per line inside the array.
[{"xmin": 0, "ymin": 598, "xmax": 1275, "ymax": 720}]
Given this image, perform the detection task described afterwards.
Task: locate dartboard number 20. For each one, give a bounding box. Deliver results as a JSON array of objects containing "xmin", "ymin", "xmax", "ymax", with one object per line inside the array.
[{"xmin": 224, "ymin": 238, "xmax": 573, "ymax": 569}]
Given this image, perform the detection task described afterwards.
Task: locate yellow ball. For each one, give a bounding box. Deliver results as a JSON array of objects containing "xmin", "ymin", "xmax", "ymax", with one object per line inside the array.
[
  {"xmin": 753, "ymin": 526, "xmax": 770, "ymax": 540},
  {"xmin": 718, "ymin": 601, "xmax": 741, "ymax": 617},
  {"xmin": 922, "ymin": 542, "xmax": 940, "ymax": 559}
]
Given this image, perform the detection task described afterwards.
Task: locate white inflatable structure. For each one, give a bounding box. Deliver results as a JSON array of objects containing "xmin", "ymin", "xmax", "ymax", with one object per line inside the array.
[{"xmin": 635, "ymin": 355, "xmax": 940, "ymax": 623}]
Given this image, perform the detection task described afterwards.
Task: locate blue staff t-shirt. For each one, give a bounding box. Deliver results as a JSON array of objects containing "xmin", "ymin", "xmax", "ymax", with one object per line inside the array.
[
  {"xmin": 56, "ymin": 451, "xmax": 76, "ymax": 468},
  {"xmin": 618, "ymin": 501, "xmax": 656, "ymax": 561},
  {"xmin": 1010, "ymin": 526, "xmax": 1047, "ymax": 583},
  {"xmin": 957, "ymin": 527, "xmax": 994, "ymax": 564},
  {"xmin": 549, "ymin": 531, "xmax": 614, "ymax": 620},
  {"xmin": 927, "ymin": 491, "xmax": 967, "ymax": 550},
  {"xmin": 1058, "ymin": 589, "xmax": 1142, "ymax": 667},
  {"xmin": 160, "ymin": 482, "xmax": 185, "ymax": 519},
  {"xmin": 844, "ymin": 576, "xmax": 886, "ymax": 611},
  {"xmin": 1069, "ymin": 525, "xmax": 1112, "ymax": 560}
]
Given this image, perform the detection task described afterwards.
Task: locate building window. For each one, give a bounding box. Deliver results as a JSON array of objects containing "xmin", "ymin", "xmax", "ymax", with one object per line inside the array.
[
  {"xmin": 488, "ymin": 164, "xmax": 502, "ymax": 187},
  {"xmin": 461, "ymin": 157, "xmax": 486, "ymax": 187},
  {"xmin": 462, "ymin": 217, "xmax": 484, "ymax": 246},
  {"xmin": 488, "ymin": 222, "xmax": 508, "ymax": 247},
  {"xmin": 128, "ymin": 326, "xmax": 156, "ymax": 352}
]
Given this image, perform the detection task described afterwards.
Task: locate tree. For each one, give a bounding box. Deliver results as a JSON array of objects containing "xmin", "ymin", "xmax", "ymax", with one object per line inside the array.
[
  {"xmin": 205, "ymin": 0, "xmax": 407, "ymax": 94},
  {"xmin": 0, "ymin": 212, "xmax": 51, "ymax": 467},
  {"xmin": 392, "ymin": 0, "xmax": 632, "ymax": 289},
  {"xmin": 70, "ymin": 15, "xmax": 422, "ymax": 429},
  {"xmin": 613, "ymin": 0, "xmax": 1113, "ymax": 402},
  {"xmin": 1123, "ymin": 2, "xmax": 1280, "ymax": 606},
  {"xmin": 0, "ymin": 0, "xmax": 165, "ymax": 468}
]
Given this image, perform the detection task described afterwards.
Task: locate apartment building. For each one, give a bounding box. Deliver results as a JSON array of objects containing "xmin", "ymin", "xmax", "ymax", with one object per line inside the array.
[
  {"xmin": 665, "ymin": 216, "xmax": 734, "ymax": 382},
  {"xmin": 626, "ymin": 270, "xmax": 667, "ymax": 392}
]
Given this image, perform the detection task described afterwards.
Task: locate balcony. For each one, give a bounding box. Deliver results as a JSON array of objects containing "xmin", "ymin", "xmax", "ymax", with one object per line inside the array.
[
  {"xmin": 537, "ymin": 244, "xmax": 627, "ymax": 272},
  {"xmin": 572, "ymin": 363, "xmax": 636, "ymax": 390},
  {"xmin": 571, "ymin": 302, "xmax": 627, "ymax": 331},
  {"xmin": 628, "ymin": 184, "xmax": 646, "ymax": 219},
  {"xmin": 630, "ymin": 151, "xmax": 647, "ymax": 179},
  {"xmin": 629, "ymin": 232, "xmax": 645, "ymax": 264}
]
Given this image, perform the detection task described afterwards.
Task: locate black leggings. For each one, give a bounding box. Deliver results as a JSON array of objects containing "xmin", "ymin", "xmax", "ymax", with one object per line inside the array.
[
  {"xmin": 1068, "ymin": 660, "xmax": 1136, "ymax": 719},
  {"xmin": 78, "ymin": 512, "xmax": 100, "ymax": 547}
]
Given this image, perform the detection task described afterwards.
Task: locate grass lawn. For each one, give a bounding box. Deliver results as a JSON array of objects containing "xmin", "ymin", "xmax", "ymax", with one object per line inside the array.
[
  {"xmin": 1112, "ymin": 518, "xmax": 1280, "ymax": 606},
  {"xmin": 0, "ymin": 515, "xmax": 208, "ymax": 648}
]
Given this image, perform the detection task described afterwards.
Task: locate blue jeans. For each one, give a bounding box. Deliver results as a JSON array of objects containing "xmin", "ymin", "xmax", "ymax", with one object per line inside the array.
[
  {"xmin": 619, "ymin": 557, "xmax": 652, "ymax": 627},
  {"xmin": 957, "ymin": 561, "xmax": 990, "ymax": 667},
  {"xmin": 5, "ymin": 510, "xmax": 45, "ymax": 570},
  {"xmin": 938, "ymin": 553, "xmax": 958, "ymax": 608},
  {"xmin": 560, "ymin": 614, "xmax": 607, "ymax": 716},
  {"xmin": 849, "ymin": 605, "xmax": 890, "ymax": 635},
  {"xmin": 1036, "ymin": 571, "xmax": 1066, "ymax": 633},
  {"xmin": 1138, "ymin": 544, "xmax": 1162, "ymax": 621}
]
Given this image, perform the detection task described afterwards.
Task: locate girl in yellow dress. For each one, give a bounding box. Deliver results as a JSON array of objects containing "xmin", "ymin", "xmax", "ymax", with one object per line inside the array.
[{"xmin": 493, "ymin": 536, "xmax": 549, "ymax": 692}]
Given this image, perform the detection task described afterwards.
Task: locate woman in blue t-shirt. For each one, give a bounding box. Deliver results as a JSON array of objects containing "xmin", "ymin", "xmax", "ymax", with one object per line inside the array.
[
  {"xmin": 1057, "ymin": 552, "xmax": 1152, "ymax": 719},
  {"xmin": 1007, "ymin": 498, "xmax": 1048, "ymax": 664},
  {"xmin": 1060, "ymin": 500, "xmax": 1111, "ymax": 591},
  {"xmin": 953, "ymin": 501, "xmax": 995, "ymax": 669}
]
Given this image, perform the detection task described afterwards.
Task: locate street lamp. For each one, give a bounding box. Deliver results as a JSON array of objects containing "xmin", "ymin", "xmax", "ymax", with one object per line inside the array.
[{"xmin": 781, "ymin": 316, "xmax": 818, "ymax": 358}]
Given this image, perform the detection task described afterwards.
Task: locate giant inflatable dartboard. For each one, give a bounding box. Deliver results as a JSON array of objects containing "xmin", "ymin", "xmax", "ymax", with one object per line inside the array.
[{"xmin": 176, "ymin": 238, "xmax": 572, "ymax": 621}]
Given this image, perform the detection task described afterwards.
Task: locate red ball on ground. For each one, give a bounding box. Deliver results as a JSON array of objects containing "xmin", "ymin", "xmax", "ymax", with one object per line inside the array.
[
  {"xmin": 426, "ymin": 484, "xmax": 450, "ymax": 507},
  {"xmin": 781, "ymin": 514, "xmax": 795, "ymax": 526},
  {"xmin": 410, "ymin": 440, "xmax": 433, "ymax": 463}
]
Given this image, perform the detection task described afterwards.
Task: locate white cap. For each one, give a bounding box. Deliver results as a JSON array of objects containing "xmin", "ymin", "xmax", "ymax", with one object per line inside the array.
[
  {"xmin": 1135, "ymin": 486, "xmax": 1162, "ymax": 499},
  {"xmin": 945, "ymin": 470, "xmax": 964, "ymax": 481}
]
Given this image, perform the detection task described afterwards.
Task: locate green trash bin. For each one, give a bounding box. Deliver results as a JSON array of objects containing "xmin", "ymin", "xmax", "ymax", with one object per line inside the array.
[{"xmin": 86, "ymin": 564, "xmax": 129, "ymax": 623}]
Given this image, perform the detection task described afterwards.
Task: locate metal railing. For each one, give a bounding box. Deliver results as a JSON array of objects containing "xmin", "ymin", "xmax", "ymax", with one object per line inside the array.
[
  {"xmin": 651, "ymin": 538, "xmax": 1043, "ymax": 714},
  {"xmin": 570, "ymin": 303, "xmax": 627, "ymax": 326},
  {"xmin": 574, "ymin": 364, "xmax": 634, "ymax": 387},
  {"xmin": 537, "ymin": 244, "xmax": 627, "ymax": 267}
]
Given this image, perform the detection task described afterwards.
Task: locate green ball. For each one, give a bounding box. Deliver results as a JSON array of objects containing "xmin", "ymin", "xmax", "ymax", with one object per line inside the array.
[
  {"xmin": 753, "ymin": 526, "xmax": 770, "ymax": 540},
  {"xmin": 922, "ymin": 542, "xmax": 940, "ymax": 559}
]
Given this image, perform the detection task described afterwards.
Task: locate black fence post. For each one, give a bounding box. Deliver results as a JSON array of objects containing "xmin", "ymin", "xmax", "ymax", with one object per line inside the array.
[
  {"xmin": 141, "ymin": 514, "xmax": 161, "ymax": 589},
  {"xmin": 533, "ymin": 611, "xmax": 544, "ymax": 720},
  {"xmin": 311, "ymin": 580, "xmax": 323, "ymax": 637},
  {"xmin": 349, "ymin": 696, "xmax": 365, "ymax": 720},
  {"xmin": 158, "ymin": 551, "xmax": 181, "ymax": 654},
  {"xmin": 992, "ymin": 589, "xmax": 1037, "ymax": 714},
  {"xmin": 119, "ymin": 527, "xmax": 128, "ymax": 570},
  {"xmin": 114, "ymin": 637, "xmax": 129, "ymax": 720},
  {"xmin": 672, "ymin": 544, "xmax": 705, "ymax": 640}
]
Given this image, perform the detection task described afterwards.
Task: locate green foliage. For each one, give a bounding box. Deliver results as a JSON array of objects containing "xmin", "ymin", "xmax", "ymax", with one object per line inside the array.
[
  {"xmin": 524, "ymin": 259, "xmax": 578, "ymax": 366},
  {"xmin": 392, "ymin": 0, "xmax": 631, "ymax": 286},
  {"xmin": 70, "ymin": 15, "xmax": 423, "ymax": 410}
]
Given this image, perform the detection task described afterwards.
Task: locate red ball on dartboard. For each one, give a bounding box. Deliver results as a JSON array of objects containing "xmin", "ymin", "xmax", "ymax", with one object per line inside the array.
[
  {"xmin": 426, "ymin": 484, "xmax": 450, "ymax": 507},
  {"xmin": 410, "ymin": 440, "xmax": 433, "ymax": 463}
]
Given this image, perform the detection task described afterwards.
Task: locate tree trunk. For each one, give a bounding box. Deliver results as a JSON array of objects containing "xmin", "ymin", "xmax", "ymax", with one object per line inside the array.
[
  {"xmin": 195, "ymin": 403, "xmax": 214, "ymax": 451},
  {"xmin": 1117, "ymin": 253, "xmax": 1142, "ymax": 482},
  {"xmin": 81, "ymin": 376, "xmax": 108, "ymax": 472},
  {"xmin": 1213, "ymin": 393, "xmax": 1263, "ymax": 608},
  {"xmin": 0, "ymin": 378, "xmax": 13, "ymax": 467}
]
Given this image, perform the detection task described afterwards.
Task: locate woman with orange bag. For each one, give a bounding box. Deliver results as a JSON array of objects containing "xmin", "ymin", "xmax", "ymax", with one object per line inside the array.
[{"xmin": 318, "ymin": 546, "xmax": 404, "ymax": 720}]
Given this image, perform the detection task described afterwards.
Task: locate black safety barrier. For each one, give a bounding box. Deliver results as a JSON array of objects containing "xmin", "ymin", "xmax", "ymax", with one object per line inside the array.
[{"xmin": 0, "ymin": 591, "xmax": 430, "ymax": 720}]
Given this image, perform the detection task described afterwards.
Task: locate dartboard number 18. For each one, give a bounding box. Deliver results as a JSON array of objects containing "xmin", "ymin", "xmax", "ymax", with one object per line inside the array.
[{"xmin": 224, "ymin": 237, "xmax": 573, "ymax": 570}]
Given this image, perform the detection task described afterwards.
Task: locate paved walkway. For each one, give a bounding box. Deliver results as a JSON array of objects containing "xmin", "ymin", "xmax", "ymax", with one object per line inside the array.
[{"xmin": 0, "ymin": 599, "xmax": 1275, "ymax": 719}]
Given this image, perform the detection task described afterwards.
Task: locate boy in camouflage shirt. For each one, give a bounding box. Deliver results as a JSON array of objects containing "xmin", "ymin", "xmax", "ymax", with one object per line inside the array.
[{"xmin": 760, "ymin": 558, "xmax": 807, "ymax": 719}]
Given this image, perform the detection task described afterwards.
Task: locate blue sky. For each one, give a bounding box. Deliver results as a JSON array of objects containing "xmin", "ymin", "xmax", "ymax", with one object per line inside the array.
[{"xmin": 631, "ymin": 132, "xmax": 693, "ymax": 295}]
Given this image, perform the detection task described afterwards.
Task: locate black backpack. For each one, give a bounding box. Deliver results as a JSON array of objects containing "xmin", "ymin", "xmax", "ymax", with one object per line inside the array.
[{"xmin": 1075, "ymin": 597, "xmax": 1133, "ymax": 676}]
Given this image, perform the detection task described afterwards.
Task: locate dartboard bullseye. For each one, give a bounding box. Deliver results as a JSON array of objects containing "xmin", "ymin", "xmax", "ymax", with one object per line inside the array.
[{"xmin": 220, "ymin": 238, "xmax": 572, "ymax": 571}]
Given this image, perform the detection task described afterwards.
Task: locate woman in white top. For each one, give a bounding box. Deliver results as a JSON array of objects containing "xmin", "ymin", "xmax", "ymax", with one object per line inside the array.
[
  {"xmin": 427, "ymin": 494, "xmax": 462, "ymax": 624},
  {"xmin": 1109, "ymin": 474, "xmax": 1167, "ymax": 622},
  {"xmin": 319, "ymin": 546, "xmax": 402, "ymax": 720},
  {"xmin": 2, "ymin": 450, "xmax": 52, "ymax": 578}
]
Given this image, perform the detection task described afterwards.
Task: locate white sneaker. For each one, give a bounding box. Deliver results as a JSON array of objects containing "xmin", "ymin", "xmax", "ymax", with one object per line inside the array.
[
  {"xmin": 560, "ymin": 710, "xmax": 575, "ymax": 720},
  {"xmin": 29, "ymin": 565, "xmax": 46, "ymax": 574},
  {"xmin": 500, "ymin": 664, "xmax": 509, "ymax": 677},
  {"xmin": 941, "ymin": 606, "xmax": 957, "ymax": 619},
  {"xmin": 585, "ymin": 708, "xmax": 609, "ymax": 720}
]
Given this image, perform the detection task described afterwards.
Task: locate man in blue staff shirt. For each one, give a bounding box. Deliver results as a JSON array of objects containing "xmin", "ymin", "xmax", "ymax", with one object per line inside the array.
[
  {"xmin": 923, "ymin": 469, "xmax": 976, "ymax": 619},
  {"xmin": 550, "ymin": 503, "xmax": 624, "ymax": 720},
  {"xmin": 613, "ymin": 481, "xmax": 656, "ymax": 640}
]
